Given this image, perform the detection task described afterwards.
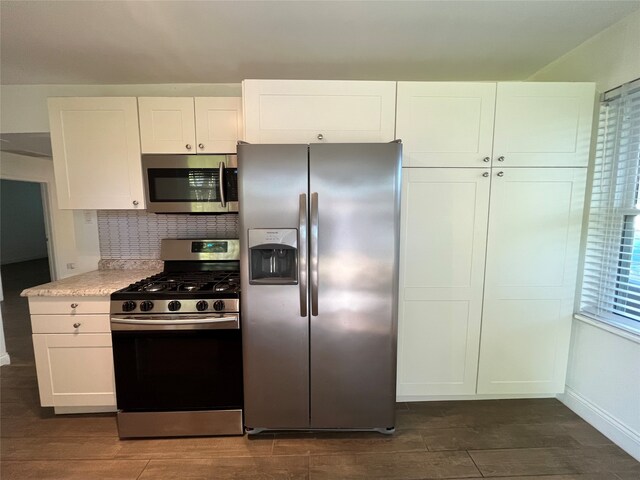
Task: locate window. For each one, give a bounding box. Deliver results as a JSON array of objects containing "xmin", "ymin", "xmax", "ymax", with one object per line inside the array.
[{"xmin": 580, "ymin": 78, "xmax": 640, "ymax": 329}]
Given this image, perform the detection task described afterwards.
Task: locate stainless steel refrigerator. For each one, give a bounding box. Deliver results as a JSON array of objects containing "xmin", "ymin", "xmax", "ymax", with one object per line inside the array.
[{"xmin": 238, "ymin": 142, "xmax": 401, "ymax": 433}]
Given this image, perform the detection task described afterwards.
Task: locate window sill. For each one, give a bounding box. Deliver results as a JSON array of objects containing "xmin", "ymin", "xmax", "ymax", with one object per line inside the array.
[{"xmin": 573, "ymin": 313, "xmax": 640, "ymax": 344}]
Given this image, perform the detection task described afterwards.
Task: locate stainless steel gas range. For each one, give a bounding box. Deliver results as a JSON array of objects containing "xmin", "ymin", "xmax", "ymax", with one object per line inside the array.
[{"xmin": 110, "ymin": 239, "xmax": 243, "ymax": 438}]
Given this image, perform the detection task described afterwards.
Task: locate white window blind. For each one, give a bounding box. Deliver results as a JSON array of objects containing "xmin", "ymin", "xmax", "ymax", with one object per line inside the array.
[{"xmin": 581, "ymin": 78, "xmax": 640, "ymax": 326}]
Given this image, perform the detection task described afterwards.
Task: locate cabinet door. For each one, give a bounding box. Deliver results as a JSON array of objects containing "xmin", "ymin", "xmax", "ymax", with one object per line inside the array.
[
  {"xmin": 493, "ymin": 83, "xmax": 595, "ymax": 167},
  {"xmin": 33, "ymin": 333, "xmax": 116, "ymax": 407},
  {"xmin": 397, "ymin": 168, "xmax": 491, "ymax": 397},
  {"xmin": 477, "ymin": 168, "xmax": 587, "ymax": 394},
  {"xmin": 138, "ymin": 97, "xmax": 196, "ymax": 153},
  {"xmin": 48, "ymin": 97, "xmax": 144, "ymax": 210},
  {"xmin": 195, "ymin": 97, "xmax": 243, "ymax": 153},
  {"xmin": 396, "ymin": 82, "xmax": 496, "ymax": 167},
  {"xmin": 243, "ymin": 80, "xmax": 396, "ymax": 143}
]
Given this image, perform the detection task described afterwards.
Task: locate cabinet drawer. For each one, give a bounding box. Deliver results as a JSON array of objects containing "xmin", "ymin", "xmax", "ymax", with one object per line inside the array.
[
  {"xmin": 31, "ymin": 314, "xmax": 111, "ymax": 334},
  {"xmin": 28, "ymin": 296, "xmax": 109, "ymax": 315}
]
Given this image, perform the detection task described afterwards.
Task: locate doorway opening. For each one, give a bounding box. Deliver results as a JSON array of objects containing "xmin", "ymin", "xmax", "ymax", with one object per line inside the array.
[{"xmin": 1, "ymin": 179, "xmax": 53, "ymax": 367}]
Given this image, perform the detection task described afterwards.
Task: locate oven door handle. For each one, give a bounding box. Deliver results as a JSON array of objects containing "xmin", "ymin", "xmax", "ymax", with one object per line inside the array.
[{"xmin": 110, "ymin": 316, "xmax": 239, "ymax": 331}]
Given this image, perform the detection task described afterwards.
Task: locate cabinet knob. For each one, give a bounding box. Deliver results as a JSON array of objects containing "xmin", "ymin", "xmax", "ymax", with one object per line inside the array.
[
  {"xmin": 497, "ymin": 156, "xmax": 505, "ymax": 162},
  {"xmin": 482, "ymin": 172, "xmax": 489, "ymax": 177},
  {"xmin": 482, "ymin": 157, "xmax": 490, "ymax": 163},
  {"xmin": 198, "ymin": 143, "xmax": 205, "ymax": 149},
  {"xmin": 132, "ymin": 200, "xmax": 139, "ymax": 206},
  {"xmin": 185, "ymin": 144, "xmax": 192, "ymax": 150},
  {"xmin": 73, "ymin": 323, "xmax": 81, "ymax": 329},
  {"xmin": 70, "ymin": 303, "xmax": 78, "ymax": 308},
  {"xmin": 497, "ymin": 171, "xmax": 504, "ymax": 177},
  {"xmin": 317, "ymin": 134, "xmax": 324, "ymax": 140}
]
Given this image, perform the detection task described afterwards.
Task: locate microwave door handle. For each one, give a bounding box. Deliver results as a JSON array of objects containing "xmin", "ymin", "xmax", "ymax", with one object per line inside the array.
[
  {"xmin": 299, "ymin": 193, "xmax": 308, "ymax": 317},
  {"xmin": 218, "ymin": 161, "xmax": 227, "ymax": 208},
  {"xmin": 310, "ymin": 192, "xmax": 319, "ymax": 316}
]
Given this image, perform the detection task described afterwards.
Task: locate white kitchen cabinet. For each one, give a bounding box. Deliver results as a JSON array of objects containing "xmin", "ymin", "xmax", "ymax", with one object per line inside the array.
[
  {"xmin": 477, "ymin": 167, "xmax": 587, "ymax": 394},
  {"xmin": 397, "ymin": 168, "xmax": 491, "ymax": 396},
  {"xmin": 242, "ymin": 80, "xmax": 396, "ymax": 143},
  {"xmin": 492, "ymin": 83, "xmax": 595, "ymax": 167},
  {"xmin": 47, "ymin": 97, "xmax": 144, "ymax": 210},
  {"xmin": 138, "ymin": 97, "xmax": 243, "ymax": 154},
  {"xmin": 395, "ymin": 82, "xmax": 595, "ymax": 168},
  {"xmin": 194, "ymin": 97, "xmax": 243, "ymax": 154},
  {"xmin": 29, "ymin": 296, "xmax": 116, "ymax": 411},
  {"xmin": 396, "ymin": 82, "xmax": 497, "ymax": 167}
]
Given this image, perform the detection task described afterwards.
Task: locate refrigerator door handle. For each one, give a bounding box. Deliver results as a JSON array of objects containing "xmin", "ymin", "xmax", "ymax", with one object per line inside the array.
[
  {"xmin": 298, "ymin": 193, "xmax": 308, "ymax": 317},
  {"xmin": 310, "ymin": 192, "xmax": 319, "ymax": 316},
  {"xmin": 218, "ymin": 161, "xmax": 227, "ymax": 208}
]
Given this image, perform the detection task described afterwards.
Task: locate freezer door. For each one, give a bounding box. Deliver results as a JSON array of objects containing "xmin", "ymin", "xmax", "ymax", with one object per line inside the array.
[
  {"xmin": 238, "ymin": 144, "xmax": 310, "ymax": 429},
  {"xmin": 309, "ymin": 143, "xmax": 402, "ymax": 429}
]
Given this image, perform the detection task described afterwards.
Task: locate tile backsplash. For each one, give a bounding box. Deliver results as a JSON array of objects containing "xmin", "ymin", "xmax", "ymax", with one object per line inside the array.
[{"xmin": 97, "ymin": 211, "xmax": 239, "ymax": 259}]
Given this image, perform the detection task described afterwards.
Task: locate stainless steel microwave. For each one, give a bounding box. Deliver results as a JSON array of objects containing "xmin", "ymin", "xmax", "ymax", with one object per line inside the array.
[{"xmin": 142, "ymin": 154, "xmax": 238, "ymax": 213}]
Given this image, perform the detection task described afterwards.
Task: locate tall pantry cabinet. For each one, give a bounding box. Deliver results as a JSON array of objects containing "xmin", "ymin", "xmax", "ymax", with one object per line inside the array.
[{"xmin": 396, "ymin": 82, "xmax": 594, "ymax": 398}]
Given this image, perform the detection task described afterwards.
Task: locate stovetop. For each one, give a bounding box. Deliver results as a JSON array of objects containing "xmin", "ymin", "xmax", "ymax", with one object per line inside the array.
[
  {"xmin": 110, "ymin": 270, "xmax": 240, "ymax": 315},
  {"xmin": 115, "ymin": 270, "xmax": 240, "ymax": 296}
]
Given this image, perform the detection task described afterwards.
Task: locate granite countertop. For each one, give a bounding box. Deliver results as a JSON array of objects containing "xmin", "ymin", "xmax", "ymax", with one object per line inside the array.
[{"xmin": 20, "ymin": 267, "xmax": 162, "ymax": 298}]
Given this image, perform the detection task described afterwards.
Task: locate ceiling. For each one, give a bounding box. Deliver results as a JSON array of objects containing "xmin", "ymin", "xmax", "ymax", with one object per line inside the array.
[{"xmin": 1, "ymin": 0, "xmax": 639, "ymax": 85}]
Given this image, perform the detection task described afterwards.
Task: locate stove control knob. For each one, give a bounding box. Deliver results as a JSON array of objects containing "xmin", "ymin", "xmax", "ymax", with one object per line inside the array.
[
  {"xmin": 122, "ymin": 301, "xmax": 136, "ymax": 312},
  {"xmin": 196, "ymin": 300, "xmax": 209, "ymax": 311},
  {"xmin": 140, "ymin": 301, "xmax": 154, "ymax": 312},
  {"xmin": 168, "ymin": 300, "xmax": 181, "ymax": 312},
  {"xmin": 213, "ymin": 300, "xmax": 225, "ymax": 311}
]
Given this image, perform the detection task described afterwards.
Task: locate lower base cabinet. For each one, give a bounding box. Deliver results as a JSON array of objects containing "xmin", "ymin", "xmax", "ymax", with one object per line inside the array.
[
  {"xmin": 397, "ymin": 167, "xmax": 586, "ymax": 399},
  {"xmin": 29, "ymin": 297, "xmax": 116, "ymax": 412},
  {"xmin": 476, "ymin": 167, "xmax": 586, "ymax": 394},
  {"xmin": 397, "ymin": 168, "xmax": 491, "ymax": 396}
]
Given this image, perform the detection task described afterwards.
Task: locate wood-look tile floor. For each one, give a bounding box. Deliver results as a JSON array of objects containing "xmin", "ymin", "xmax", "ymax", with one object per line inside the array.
[{"xmin": 1, "ymin": 260, "xmax": 639, "ymax": 479}]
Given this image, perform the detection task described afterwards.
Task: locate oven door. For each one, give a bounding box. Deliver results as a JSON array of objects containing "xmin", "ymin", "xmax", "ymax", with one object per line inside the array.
[
  {"xmin": 111, "ymin": 314, "xmax": 242, "ymax": 412},
  {"xmin": 143, "ymin": 154, "xmax": 238, "ymax": 213}
]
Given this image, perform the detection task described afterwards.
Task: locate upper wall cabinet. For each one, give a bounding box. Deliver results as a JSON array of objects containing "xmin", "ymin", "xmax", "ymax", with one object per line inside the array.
[
  {"xmin": 242, "ymin": 80, "xmax": 396, "ymax": 143},
  {"xmin": 396, "ymin": 82, "xmax": 497, "ymax": 167},
  {"xmin": 138, "ymin": 97, "xmax": 242, "ymax": 154},
  {"xmin": 396, "ymin": 82, "xmax": 595, "ymax": 168},
  {"xmin": 493, "ymin": 83, "xmax": 595, "ymax": 167},
  {"xmin": 48, "ymin": 97, "xmax": 144, "ymax": 210}
]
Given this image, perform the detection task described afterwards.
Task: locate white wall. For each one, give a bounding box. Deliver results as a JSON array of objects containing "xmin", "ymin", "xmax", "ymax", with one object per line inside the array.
[
  {"xmin": 529, "ymin": 9, "xmax": 640, "ymax": 461},
  {"xmin": 0, "ymin": 83, "xmax": 241, "ymax": 133},
  {"xmin": 1, "ymin": 179, "xmax": 49, "ymax": 264},
  {"xmin": 529, "ymin": 9, "xmax": 640, "ymax": 92}
]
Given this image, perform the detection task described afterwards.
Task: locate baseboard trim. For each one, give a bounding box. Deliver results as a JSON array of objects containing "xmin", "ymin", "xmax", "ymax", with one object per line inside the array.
[
  {"xmin": 0, "ymin": 353, "xmax": 11, "ymax": 366},
  {"xmin": 559, "ymin": 387, "xmax": 640, "ymax": 462},
  {"xmin": 397, "ymin": 393, "xmax": 555, "ymax": 402},
  {"xmin": 54, "ymin": 405, "xmax": 117, "ymax": 415}
]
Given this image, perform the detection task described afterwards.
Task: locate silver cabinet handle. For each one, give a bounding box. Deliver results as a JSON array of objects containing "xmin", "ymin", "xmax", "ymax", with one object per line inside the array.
[
  {"xmin": 185, "ymin": 144, "xmax": 192, "ymax": 150},
  {"xmin": 218, "ymin": 161, "xmax": 227, "ymax": 208},
  {"xmin": 310, "ymin": 192, "xmax": 319, "ymax": 316},
  {"xmin": 73, "ymin": 323, "xmax": 81, "ymax": 328},
  {"xmin": 497, "ymin": 171, "xmax": 504, "ymax": 177},
  {"xmin": 482, "ymin": 157, "xmax": 490, "ymax": 163},
  {"xmin": 317, "ymin": 134, "xmax": 324, "ymax": 140},
  {"xmin": 497, "ymin": 156, "xmax": 505, "ymax": 162},
  {"xmin": 482, "ymin": 172, "xmax": 489, "ymax": 177},
  {"xmin": 299, "ymin": 194, "xmax": 308, "ymax": 317},
  {"xmin": 198, "ymin": 143, "xmax": 205, "ymax": 149},
  {"xmin": 70, "ymin": 303, "xmax": 78, "ymax": 308},
  {"xmin": 132, "ymin": 200, "xmax": 139, "ymax": 206}
]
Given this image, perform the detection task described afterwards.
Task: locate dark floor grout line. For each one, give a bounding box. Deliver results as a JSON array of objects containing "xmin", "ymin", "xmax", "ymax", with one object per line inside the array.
[
  {"xmin": 465, "ymin": 449, "xmax": 486, "ymax": 478},
  {"xmin": 135, "ymin": 459, "xmax": 151, "ymax": 480}
]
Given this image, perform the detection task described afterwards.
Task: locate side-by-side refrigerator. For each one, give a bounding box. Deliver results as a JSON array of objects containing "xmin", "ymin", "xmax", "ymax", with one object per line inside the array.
[{"xmin": 238, "ymin": 142, "xmax": 402, "ymax": 433}]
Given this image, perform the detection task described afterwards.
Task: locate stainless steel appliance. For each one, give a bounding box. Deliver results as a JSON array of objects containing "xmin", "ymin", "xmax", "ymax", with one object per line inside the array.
[
  {"xmin": 110, "ymin": 239, "xmax": 243, "ymax": 438},
  {"xmin": 238, "ymin": 142, "xmax": 402, "ymax": 433},
  {"xmin": 142, "ymin": 154, "xmax": 238, "ymax": 213}
]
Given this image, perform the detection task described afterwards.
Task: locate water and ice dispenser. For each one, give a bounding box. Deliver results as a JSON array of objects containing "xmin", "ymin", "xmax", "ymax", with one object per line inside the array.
[{"xmin": 248, "ymin": 229, "xmax": 298, "ymax": 285}]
